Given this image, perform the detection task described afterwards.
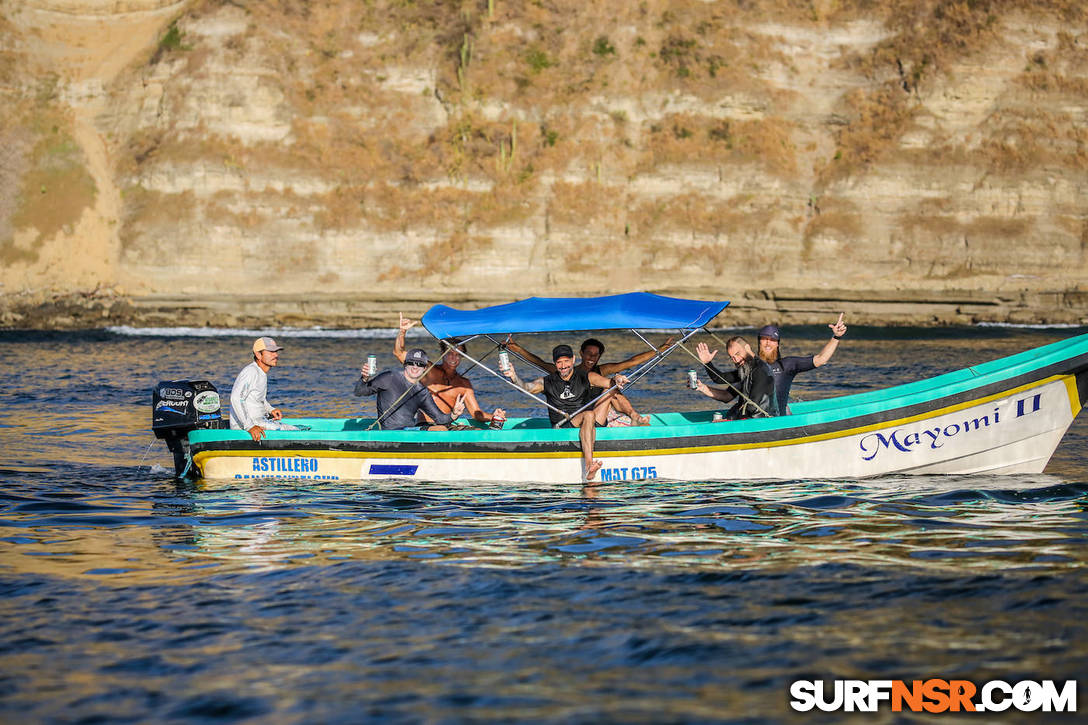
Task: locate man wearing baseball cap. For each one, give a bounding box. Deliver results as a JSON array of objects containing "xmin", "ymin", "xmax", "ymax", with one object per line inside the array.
[
  {"xmin": 502, "ymin": 334, "xmax": 673, "ymax": 426},
  {"xmin": 392, "ymin": 314, "xmax": 505, "ymax": 427},
  {"xmin": 502, "ymin": 343, "xmax": 629, "ymax": 480},
  {"xmin": 354, "ymin": 347, "xmax": 466, "ymax": 430},
  {"xmin": 229, "ymin": 336, "xmax": 296, "ymax": 441},
  {"xmin": 696, "ymin": 313, "xmax": 847, "ymax": 414}
]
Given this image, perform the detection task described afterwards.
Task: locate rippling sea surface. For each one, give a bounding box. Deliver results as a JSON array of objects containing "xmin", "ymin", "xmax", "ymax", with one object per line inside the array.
[{"xmin": 1, "ymin": 325, "xmax": 1086, "ymax": 723}]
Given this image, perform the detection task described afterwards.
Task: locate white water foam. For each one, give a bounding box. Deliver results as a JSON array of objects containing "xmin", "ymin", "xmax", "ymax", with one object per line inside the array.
[
  {"xmin": 976, "ymin": 322, "xmax": 1086, "ymax": 330},
  {"xmin": 106, "ymin": 325, "xmax": 421, "ymax": 339}
]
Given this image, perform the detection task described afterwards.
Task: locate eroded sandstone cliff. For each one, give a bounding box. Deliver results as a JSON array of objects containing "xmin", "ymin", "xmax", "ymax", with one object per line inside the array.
[{"xmin": 2, "ymin": 0, "xmax": 1086, "ymax": 328}]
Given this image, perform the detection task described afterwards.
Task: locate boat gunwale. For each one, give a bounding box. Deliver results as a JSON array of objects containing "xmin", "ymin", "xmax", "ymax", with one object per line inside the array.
[
  {"xmin": 188, "ymin": 335, "xmax": 1088, "ymax": 454},
  {"xmin": 189, "ymin": 373, "xmax": 1086, "ymax": 462}
]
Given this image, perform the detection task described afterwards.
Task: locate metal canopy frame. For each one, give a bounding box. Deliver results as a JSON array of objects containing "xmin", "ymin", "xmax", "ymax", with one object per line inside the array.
[
  {"xmin": 370, "ymin": 293, "xmax": 772, "ymax": 428},
  {"xmin": 463, "ymin": 326, "xmax": 707, "ymax": 428},
  {"xmin": 369, "ymin": 324, "xmax": 770, "ymax": 430}
]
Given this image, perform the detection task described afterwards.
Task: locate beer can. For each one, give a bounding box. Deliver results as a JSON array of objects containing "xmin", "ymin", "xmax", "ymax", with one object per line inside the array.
[
  {"xmin": 366, "ymin": 354, "xmax": 377, "ymax": 377},
  {"xmin": 712, "ymin": 411, "xmax": 723, "ymax": 422},
  {"xmin": 687, "ymin": 369, "xmax": 698, "ymax": 389},
  {"xmin": 489, "ymin": 410, "xmax": 506, "ymax": 430},
  {"xmin": 498, "ymin": 350, "xmax": 511, "ymax": 372}
]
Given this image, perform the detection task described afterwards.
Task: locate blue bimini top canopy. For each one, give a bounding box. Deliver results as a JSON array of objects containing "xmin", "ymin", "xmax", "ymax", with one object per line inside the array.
[{"xmin": 421, "ymin": 293, "xmax": 729, "ymax": 339}]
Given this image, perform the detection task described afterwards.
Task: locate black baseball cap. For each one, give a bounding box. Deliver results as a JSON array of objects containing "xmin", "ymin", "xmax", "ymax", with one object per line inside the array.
[
  {"xmin": 405, "ymin": 348, "xmax": 430, "ymax": 366},
  {"xmin": 757, "ymin": 325, "xmax": 780, "ymax": 341},
  {"xmin": 552, "ymin": 344, "xmax": 575, "ymax": 361}
]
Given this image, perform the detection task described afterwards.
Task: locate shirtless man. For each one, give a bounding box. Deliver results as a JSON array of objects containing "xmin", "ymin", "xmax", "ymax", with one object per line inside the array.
[
  {"xmin": 504, "ymin": 335, "xmax": 672, "ymax": 426},
  {"xmin": 355, "ymin": 348, "xmax": 466, "ymax": 431},
  {"xmin": 395, "ymin": 313, "xmax": 505, "ymax": 426},
  {"xmin": 503, "ymin": 344, "xmax": 629, "ymax": 480}
]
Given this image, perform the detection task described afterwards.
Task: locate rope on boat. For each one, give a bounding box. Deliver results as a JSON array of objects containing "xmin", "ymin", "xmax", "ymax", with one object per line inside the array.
[{"xmin": 137, "ymin": 438, "xmax": 156, "ymax": 472}]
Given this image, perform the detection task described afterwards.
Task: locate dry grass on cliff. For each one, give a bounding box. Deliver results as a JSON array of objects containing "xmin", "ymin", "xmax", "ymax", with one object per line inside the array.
[
  {"xmin": 976, "ymin": 109, "xmax": 1088, "ymax": 173},
  {"xmin": 803, "ymin": 205, "xmax": 864, "ymax": 243},
  {"xmin": 419, "ymin": 231, "xmax": 494, "ymax": 279},
  {"xmin": 547, "ymin": 181, "xmax": 624, "ymax": 231},
  {"xmin": 315, "ymin": 181, "xmax": 536, "ymax": 234},
  {"xmin": 646, "ymin": 113, "xmax": 798, "ymax": 176},
  {"xmin": 625, "ymin": 192, "xmax": 792, "ymax": 275},
  {"xmin": 628, "ymin": 192, "xmax": 759, "ymax": 240},
  {"xmin": 1017, "ymin": 30, "xmax": 1088, "ymax": 97},
  {"xmin": 376, "ymin": 230, "xmax": 494, "ymax": 282},
  {"xmin": 825, "ymin": 0, "xmax": 1088, "ymax": 181}
]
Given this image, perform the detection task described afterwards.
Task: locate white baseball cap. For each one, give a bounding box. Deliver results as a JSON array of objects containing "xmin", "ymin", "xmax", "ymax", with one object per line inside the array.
[{"xmin": 253, "ymin": 337, "xmax": 284, "ymax": 354}]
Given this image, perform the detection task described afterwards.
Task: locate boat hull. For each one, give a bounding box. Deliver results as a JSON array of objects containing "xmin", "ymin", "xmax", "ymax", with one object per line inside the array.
[{"xmin": 191, "ymin": 371, "xmax": 1085, "ymax": 484}]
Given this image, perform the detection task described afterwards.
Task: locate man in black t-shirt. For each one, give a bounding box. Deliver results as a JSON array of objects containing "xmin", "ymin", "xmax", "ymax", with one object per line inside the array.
[
  {"xmin": 696, "ymin": 313, "xmax": 847, "ymax": 413},
  {"xmin": 504, "ymin": 335, "xmax": 672, "ymax": 426},
  {"xmin": 504, "ymin": 344, "xmax": 629, "ymax": 480}
]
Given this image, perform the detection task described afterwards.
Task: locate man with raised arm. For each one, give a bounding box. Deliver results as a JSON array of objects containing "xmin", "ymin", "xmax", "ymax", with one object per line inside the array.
[
  {"xmin": 692, "ymin": 336, "xmax": 778, "ymax": 420},
  {"xmin": 697, "ymin": 313, "xmax": 847, "ymax": 414},
  {"xmin": 394, "ymin": 313, "xmax": 505, "ymax": 426},
  {"xmin": 503, "ymin": 344, "xmax": 629, "ymax": 480},
  {"xmin": 355, "ymin": 347, "xmax": 466, "ymax": 431},
  {"xmin": 504, "ymin": 335, "xmax": 672, "ymax": 426}
]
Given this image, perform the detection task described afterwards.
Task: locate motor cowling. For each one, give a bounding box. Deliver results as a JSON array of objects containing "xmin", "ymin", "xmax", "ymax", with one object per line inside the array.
[
  {"xmin": 152, "ymin": 380, "xmax": 225, "ymax": 437},
  {"xmin": 152, "ymin": 380, "xmax": 226, "ymax": 479}
]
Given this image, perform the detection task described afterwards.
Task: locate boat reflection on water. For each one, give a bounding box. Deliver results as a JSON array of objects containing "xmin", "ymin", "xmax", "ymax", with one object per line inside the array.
[{"xmin": 155, "ymin": 473, "xmax": 1086, "ymax": 578}]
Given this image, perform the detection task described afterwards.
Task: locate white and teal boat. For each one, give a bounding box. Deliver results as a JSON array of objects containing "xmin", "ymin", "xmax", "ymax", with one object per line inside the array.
[{"xmin": 151, "ymin": 294, "xmax": 1088, "ymax": 483}]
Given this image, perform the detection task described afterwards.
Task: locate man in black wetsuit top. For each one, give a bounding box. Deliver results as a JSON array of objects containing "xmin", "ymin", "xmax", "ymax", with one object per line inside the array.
[
  {"xmin": 697, "ymin": 313, "xmax": 847, "ymax": 414},
  {"xmin": 503, "ymin": 344, "xmax": 629, "ymax": 480},
  {"xmin": 692, "ymin": 336, "xmax": 778, "ymax": 419},
  {"xmin": 354, "ymin": 348, "xmax": 465, "ymax": 430}
]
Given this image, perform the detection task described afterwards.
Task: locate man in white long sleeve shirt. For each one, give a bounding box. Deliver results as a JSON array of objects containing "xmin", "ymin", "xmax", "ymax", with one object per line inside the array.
[{"xmin": 230, "ymin": 337, "xmax": 296, "ymax": 441}]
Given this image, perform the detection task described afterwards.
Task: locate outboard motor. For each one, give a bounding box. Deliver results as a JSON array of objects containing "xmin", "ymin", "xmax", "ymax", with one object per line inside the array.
[{"xmin": 152, "ymin": 380, "xmax": 226, "ymax": 479}]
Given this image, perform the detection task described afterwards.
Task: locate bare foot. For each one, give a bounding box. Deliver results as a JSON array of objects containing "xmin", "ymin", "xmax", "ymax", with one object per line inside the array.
[
  {"xmin": 635, "ymin": 413, "xmax": 651, "ymax": 426},
  {"xmin": 585, "ymin": 459, "xmax": 603, "ymax": 480}
]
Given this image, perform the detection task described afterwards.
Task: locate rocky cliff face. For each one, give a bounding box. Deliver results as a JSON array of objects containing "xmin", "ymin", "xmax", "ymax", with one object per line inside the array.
[{"xmin": 2, "ymin": 0, "xmax": 1086, "ymax": 328}]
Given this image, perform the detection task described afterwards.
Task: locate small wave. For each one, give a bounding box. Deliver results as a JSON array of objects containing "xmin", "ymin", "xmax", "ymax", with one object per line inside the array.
[
  {"xmin": 105, "ymin": 325, "xmax": 424, "ymax": 339},
  {"xmin": 975, "ymin": 322, "xmax": 1087, "ymax": 330},
  {"xmin": 107, "ymin": 325, "xmax": 740, "ymax": 339}
]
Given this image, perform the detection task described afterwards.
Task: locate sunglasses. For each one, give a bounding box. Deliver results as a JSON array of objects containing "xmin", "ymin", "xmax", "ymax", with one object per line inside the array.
[{"xmin": 405, "ymin": 362, "xmax": 426, "ymax": 369}]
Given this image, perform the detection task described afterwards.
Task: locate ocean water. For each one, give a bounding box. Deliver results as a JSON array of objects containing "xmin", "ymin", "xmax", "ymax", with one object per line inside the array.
[{"xmin": 1, "ymin": 326, "xmax": 1086, "ymax": 723}]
